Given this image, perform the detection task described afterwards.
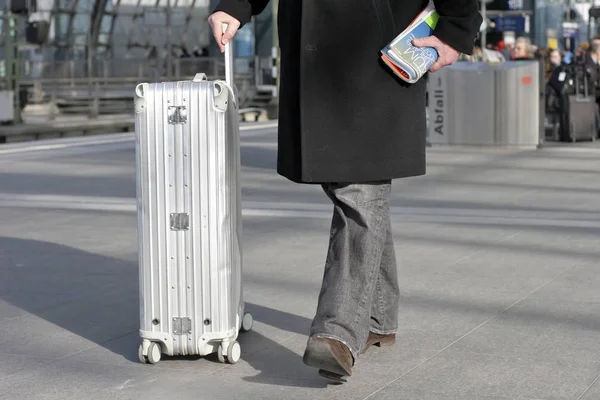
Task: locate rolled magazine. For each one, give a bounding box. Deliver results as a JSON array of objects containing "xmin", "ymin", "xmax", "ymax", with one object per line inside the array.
[{"xmin": 381, "ymin": 1, "xmax": 439, "ymax": 83}]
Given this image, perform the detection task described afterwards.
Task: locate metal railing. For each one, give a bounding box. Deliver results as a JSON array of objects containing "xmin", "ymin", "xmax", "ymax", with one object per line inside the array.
[
  {"xmin": 15, "ymin": 56, "xmax": 277, "ymax": 119},
  {"xmin": 18, "ymin": 56, "xmax": 262, "ymax": 81}
]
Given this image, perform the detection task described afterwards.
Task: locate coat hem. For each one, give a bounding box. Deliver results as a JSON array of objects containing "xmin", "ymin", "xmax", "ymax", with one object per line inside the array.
[{"xmin": 277, "ymin": 155, "xmax": 427, "ymax": 184}]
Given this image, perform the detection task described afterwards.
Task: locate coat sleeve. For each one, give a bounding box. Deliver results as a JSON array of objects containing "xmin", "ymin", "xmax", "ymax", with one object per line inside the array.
[
  {"xmin": 213, "ymin": 0, "xmax": 270, "ymax": 27},
  {"xmin": 432, "ymin": 0, "xmax": 483, "ymax": 55}
]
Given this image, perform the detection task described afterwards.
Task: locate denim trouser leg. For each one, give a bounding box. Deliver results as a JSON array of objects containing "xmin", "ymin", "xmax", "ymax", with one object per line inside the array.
[
  {"xmin": 309, "ymin": 181, "xmax": 396, "ymax": 360},
  {"xmin": 369, "ymin": 214, "xmax": 400, "ymax": 336}
]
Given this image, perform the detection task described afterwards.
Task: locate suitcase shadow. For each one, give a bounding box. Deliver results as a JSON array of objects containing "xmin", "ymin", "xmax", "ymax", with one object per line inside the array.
[
  {"xmin": 0, "ymin": 236, "xmax": 140, "ymax": 357},
  {"xmin": 0, "ymin": 237, "xmax": 331, "ymax": 387},
  {"xmin": 245, "ymin": 302, "xmax": 311, "ymax": 336}
]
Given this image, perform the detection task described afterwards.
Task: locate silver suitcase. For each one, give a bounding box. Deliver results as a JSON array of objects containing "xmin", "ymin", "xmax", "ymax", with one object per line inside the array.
[{"xmin": 134, "ymin": 39, "xmax": 253, "ymax": 365}]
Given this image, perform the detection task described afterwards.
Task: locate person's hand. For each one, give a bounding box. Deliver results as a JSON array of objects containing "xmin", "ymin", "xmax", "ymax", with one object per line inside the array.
[
  {"xmin": 208, "ymin": 11, "xmax": 241, "ymax": 53},
  {"xmin": 412, "ymin": 36, "xmax": 460, "ymax": 73}
]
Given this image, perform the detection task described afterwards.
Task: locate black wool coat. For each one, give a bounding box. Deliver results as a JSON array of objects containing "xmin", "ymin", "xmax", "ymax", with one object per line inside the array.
[{"xmin": 215, "ymin": 0, "xmax": 482, "ymax": 184}]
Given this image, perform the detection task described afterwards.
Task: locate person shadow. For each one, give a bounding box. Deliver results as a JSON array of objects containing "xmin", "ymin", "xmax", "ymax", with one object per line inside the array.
[
  {"xmin": 237, "ymin": 303, "xmax": 329, "ymax": 388},
  {"xmin": 0, "ymin": 236, "xmax": 327, "ymax": 388}
]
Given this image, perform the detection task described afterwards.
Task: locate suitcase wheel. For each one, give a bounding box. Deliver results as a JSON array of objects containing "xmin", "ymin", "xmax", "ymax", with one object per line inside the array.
[
  {"xmin": 138, "ymin": 343, "xmax": 145, "ymax": 364},
  {"xmin": 139, "ymin": 342, "xmax": 161, "ymax": 364},
  {"xmin": 227, "ymin": 341, "xmax": 241, "ymax": 364},
  {"xmin": 217, "ymin": 345, "xmax": 226, "ymax": 364},
  {"xmin": 241, "ymin": 312, "xmax": 253, "ymax": 333},
  {"xmin": 218, "ymin": 341, "xmax": 241, "ymax": 364}
]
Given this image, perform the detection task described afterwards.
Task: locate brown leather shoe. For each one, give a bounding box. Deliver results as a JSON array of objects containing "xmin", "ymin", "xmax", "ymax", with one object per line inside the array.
[
  {"xmin": 303, "ymin": 337, "xmax": 354, "ymax": 382},
  {"xmin": 360, "ymin": 332, "xmax": 396, "ymax": 355}
]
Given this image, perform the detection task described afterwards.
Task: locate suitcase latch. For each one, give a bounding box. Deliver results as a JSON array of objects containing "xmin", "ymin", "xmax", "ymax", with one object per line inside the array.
[
  {"xmin": 170, "ymin": 213, "xmax": 189, "ymax": 231},
  {"xmin": 167, "ymin": 106, "xmax": 187, "ymax": 125},
  {"xmin": 172, "ymin": 317, "xmax": 192, "ymax": 335}
]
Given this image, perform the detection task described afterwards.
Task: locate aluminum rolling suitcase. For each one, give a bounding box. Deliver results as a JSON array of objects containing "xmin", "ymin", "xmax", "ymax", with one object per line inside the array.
[{"xmin": 134, "ymin": 34, "xmax": 253, "ymax": 365}]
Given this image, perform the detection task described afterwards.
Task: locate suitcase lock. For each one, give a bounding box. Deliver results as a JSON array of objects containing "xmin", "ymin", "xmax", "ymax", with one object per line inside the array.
[{"xmin": 167, "ymin": 106, "xmax": 187, "ymax": 125}]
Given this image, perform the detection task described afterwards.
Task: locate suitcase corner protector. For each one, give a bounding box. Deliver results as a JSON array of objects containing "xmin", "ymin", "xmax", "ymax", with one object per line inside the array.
[{"xmin": 135, "ymin": 83, "xmax": 149, "ymax": 99}]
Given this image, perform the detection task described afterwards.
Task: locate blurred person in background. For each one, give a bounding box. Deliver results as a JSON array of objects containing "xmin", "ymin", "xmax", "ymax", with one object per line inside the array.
[
  {"xmin": 585, "ymin": 38, "xmax": 600, "ymax": 103},
  {"xmin": 563, "ymin": 48, "xmax": 575, "ymax": 64},
  {"xmin": 513, "ymin": 37, "xmax": 535, "ymax": 60},
  {"xmin": 591, "ymin": 36, "xmax": 600, "ymax": 51},
  {"xmin": 544, "ymin": 47, "xmax": 577, "ymax": 141},
  {"xmin": 549, "ymin": 49, "xmax": 562, "ymax": 68},
  {"xmin": 534, "ymin": 46, "xmax": 545, "ymax": 59},
  {"xmin": 546, "ymin": 48, "xmax": 562, "ymax": 79},
  {"xmin": 585, "ymin": 38, "xmax": 600, "ymax": 73},
  {"xmin": 502, "ymin": 36, "xmax": 515, "ymax": 60},
  {"xmin": 495, "ymin": 40, "xmax": 505, "ymax": 53},
  {"xmin": 463, "ymin": 46, "xmax": 483, "ymax": 62},
  {"xmin": 545, "ymin": 48, "xmax": 567, "ymax": 121}
]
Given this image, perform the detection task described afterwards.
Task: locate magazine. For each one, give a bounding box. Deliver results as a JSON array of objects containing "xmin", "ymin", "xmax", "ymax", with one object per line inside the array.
[{"xmin": 380, "ymin": 1, "xmax": 439, "ymax": 83}]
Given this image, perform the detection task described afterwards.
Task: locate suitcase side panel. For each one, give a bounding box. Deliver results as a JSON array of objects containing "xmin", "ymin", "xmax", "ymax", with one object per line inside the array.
[
  {"xmin": 137, "ymin": 81, "xmax": 198, "ymax": 356},
  {"xmin": 225, "ymin": 84, "xmax": 244, "ymax": 332},
  {"xmin": 136, "ymin": 83, "xmax": 172, "ymax": 350},
  {"xmin": 136, "ymin": 80, "xmax": 242, "ymax": 357},
  {"xmin": 169, "ymin": 82, "xmax": 191, "ymax": 354},
  {"xmin": 189, "ymin": 81, "xmax": 242, "ymax": 342},
  {"xmin": 190, "ymin": 81, "xmax": 219, "ymax": 348}
]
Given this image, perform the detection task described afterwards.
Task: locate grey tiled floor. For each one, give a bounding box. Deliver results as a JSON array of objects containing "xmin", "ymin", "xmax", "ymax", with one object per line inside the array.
[{"xmin": 0, "ymin": 128, "xmax": 599, "ymax": 399}]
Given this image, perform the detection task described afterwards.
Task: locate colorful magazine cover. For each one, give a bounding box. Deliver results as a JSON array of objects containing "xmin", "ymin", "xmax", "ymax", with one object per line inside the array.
[{"xmin": 381, "ymin": 2, "xmax": 439, "ymax": 83}]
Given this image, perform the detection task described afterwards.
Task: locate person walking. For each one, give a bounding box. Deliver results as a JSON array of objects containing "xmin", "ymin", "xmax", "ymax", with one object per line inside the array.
[{"xmin": 208, "ymin": 0, "xmax": 482, "ymax": 383}]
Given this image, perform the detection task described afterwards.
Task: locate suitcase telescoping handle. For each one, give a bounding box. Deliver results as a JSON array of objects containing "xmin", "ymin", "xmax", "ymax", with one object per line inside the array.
[
  {"xmin": 223, "ymin": 23, "xmax": 234, "ymax": 87},
  {"xmin": 575, "ymin": 69, "xmax": 589, "ymax": 99},
  {"xmin": 192, "ymin": 24, "xmax": 234, "ymax": 85}
]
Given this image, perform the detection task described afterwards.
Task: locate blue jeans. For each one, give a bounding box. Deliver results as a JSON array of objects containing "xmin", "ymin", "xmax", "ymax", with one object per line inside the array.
[{"xmin": 310, "ymin": 181, "xmax": 400, "ymax": 361}]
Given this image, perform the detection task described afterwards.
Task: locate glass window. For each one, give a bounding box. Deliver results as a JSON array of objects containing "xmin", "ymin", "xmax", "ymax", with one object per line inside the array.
[
  {"xmin": 143, "ymin": 7, "xmax": 165, "ymax": 25},
  {"xmin": 56, "ymin": 0, "xmax": 76, "ymax": 10},
  {"xmin": 54, "ymin": 13, "xmax": 70, "ymax": 42},
  {"xmin": 130, "ymin": 24, "xmax": 147, "ymax": 46},
  {"xmin": 111, "ymin": 13, "xmax": 132, "ymax": 41},
  {"xmin": 100, "ymin": 15, "xmax": 112, "ymax": 33},
  {"xmin": 75, "ymin": 0, "xmax": 93, "ymax": 12},
  {"xmin": 73, "ymin": 34, "xmax": 87, "ymax": 46},
  {"xmin": 72, "ymin": 13, "xmax": 90, "ymax": 35},
  {"xmin": 171, "ymin": 8, "xmax": 186, "ymax": 25}
]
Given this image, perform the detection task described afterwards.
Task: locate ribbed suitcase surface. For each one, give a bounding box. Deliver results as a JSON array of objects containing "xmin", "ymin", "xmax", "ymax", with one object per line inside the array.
[{"xmin": 134, "ymin": 75, "xmax": 252, "ymax": 365}]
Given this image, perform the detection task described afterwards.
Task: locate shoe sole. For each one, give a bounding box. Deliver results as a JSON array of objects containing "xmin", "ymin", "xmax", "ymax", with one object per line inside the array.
[
  {"xmin": 360, "ymin": 336, "xmax": 396, "ymax": 355},
  {"xmin": 318, "ymin": 369, "xmax": 347, "ymax": 383},
  {"xmin": 303, "ymin": 340, "xmax": 352, "ymax": 377}
]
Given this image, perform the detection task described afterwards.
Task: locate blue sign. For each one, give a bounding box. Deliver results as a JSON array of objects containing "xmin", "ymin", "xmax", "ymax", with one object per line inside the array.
[
  {"xmin": 562, "ymin": 22, "xmax": 579, "ymax": 38},
  {"xmin": 494, "ymin": 16, "xmax": 526, "ymax": 32}
]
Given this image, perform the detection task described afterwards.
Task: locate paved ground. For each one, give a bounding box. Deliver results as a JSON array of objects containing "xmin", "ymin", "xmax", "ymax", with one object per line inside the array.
[{"xmin": 0, "ymin": 124, "xmax": 599, "ymax": 400}]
